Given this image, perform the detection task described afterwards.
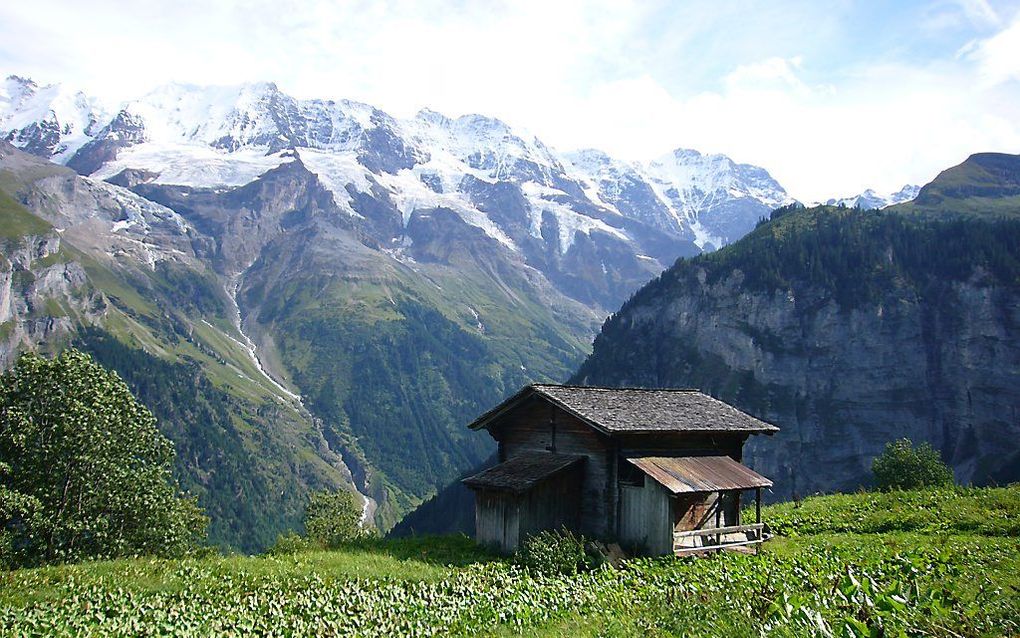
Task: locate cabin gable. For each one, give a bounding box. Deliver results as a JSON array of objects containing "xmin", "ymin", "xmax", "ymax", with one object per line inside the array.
[{"xmin": 486, "ymin": 396, "xmax": 614, "ymax": 537}]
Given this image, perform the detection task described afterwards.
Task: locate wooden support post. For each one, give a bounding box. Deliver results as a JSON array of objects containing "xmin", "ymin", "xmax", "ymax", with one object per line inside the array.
[
  {"xmin": 716, "ymin": 491, "xmax": 722, "ymax": 550},
  {"xmin": 755, "ymin": 488, "xmax": 762, "ymax": 534},
  {"xmin": 755, "ymin": 487, "xmax": 763, "ymax": 555}
]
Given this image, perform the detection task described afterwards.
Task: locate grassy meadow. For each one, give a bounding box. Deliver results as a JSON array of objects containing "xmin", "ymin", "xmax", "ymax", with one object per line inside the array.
[{"xmin": 2, "ymin": 486, "xmax": 1018, "ymax": 637}]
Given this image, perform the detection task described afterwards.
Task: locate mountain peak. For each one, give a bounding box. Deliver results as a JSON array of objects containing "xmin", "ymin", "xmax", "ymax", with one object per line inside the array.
[
  {"xmin": 822, "ymin": 185, "xmax": 920, "ymax": 210},
  {"xmin": 414, "ymin": 107, "xmax": 452, "ymax": 127},
  {"xmin": 1, "ymin": 76, "xmax": 109, "ymax": 160},
  {"xmin": 4, "ymin": 75, "xmax": 38, "ymax": 93},
  {"xmin": 907, "ymin": 152, "xmax": 1020, "ymax": 214}
]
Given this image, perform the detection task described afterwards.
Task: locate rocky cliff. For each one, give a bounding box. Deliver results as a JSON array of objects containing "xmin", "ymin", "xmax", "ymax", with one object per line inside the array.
[
  {"xmin": 573, "ymin": 159, "xmax": 1020, "ymax": 498},
  {"xmin": 0, "ymin": 225, "xmax": 104, "ymax": 368}
]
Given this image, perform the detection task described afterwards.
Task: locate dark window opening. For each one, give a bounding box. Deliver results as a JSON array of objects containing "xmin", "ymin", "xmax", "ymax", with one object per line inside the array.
[{"xmin": 618, "ymin": 459, "xmax": 645, "ymax": 487}]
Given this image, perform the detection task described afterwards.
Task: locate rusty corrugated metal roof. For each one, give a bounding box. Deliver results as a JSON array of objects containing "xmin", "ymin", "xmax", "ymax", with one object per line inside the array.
[
  {"xmin": 627, "ymin": 455, "xmax": 772, "ymax": 494},
  {"xmin": 462, "ymin": 452, "xmax": 585, "ymax": 494}
]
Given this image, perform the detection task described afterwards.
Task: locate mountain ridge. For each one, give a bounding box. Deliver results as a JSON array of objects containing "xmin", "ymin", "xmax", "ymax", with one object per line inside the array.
[
  {"xmin": 2, "ymin": 75, "xmax": 791, "ymax": 262},
  {"xmin": 571, "ymin": 153, "xmax": 1020, "ymax": 498}
]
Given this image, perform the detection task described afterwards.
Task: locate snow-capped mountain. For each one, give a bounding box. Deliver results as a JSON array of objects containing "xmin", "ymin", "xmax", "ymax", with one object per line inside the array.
[
  {"xmin": 824, "ymin": 185, "xmax": 921, "ymax": 210},
  {"xmin": 0, "ymin": 76, "xmax": 109, "ymax": 161},
  {"xmin": 1, "ymin": 77, "xmax": 789, "ymax": 261},
  {"xmin": 566, "ymin": 148, "xmax": 791, "ymax": 249}
]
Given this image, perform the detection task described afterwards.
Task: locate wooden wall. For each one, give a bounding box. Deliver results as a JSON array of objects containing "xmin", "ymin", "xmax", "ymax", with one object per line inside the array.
[
  {"xmin": 615, "ymin": 432, "xmax": 750, "ymax": 460},
  {"xmin": 472, "ymin": 466, "xmax": 582, "ymax": 553},
  {"xmin": 474, "ymin": 490, "xmax": 519, "ymax": 553},
  {"xmin": 618, "ymin": 479, "xmax": 673, "ymax": 555},
  {"xmin": 491, "ymin": 397, "xmax": 614, "ymax": 537},
  {"xmin": 519, "ymin": 467, "xmax": 582, "ymax": 539}
]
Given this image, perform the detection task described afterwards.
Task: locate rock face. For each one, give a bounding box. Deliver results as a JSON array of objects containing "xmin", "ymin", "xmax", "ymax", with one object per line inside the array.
[
  {"xmin": 575, "ymin": 271, "xmax": 1020, "ymax": 498},
  {"xmin": 0, "ymin": 231, "xmax": 103, "ymax": 368},
  {"xmin": 572, "ymin": 179, "xmax": 1020, "ymax": 499}
]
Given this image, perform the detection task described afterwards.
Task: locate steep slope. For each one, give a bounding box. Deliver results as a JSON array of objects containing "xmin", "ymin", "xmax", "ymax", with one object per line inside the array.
[
  {"xmin": 895, "ymin": 153, "xmax": 1020, "ymax": 219},
  {"xmin": 0, "ymin": 142, "xmax": 363, "ymax": 551},
  {"xmin": 573, "ymin": 154, "xmax": 1020, "ymax": 498},
  {"xmin": 128, "ymin": 154, "xmax": 597, "ymax": 524},
  {"xmin": 1, "ymin": 76, "xmax": 793, "ymax": 530}
]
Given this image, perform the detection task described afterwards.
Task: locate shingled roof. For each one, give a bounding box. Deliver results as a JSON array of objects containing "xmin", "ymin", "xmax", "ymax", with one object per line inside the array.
[
  {"xmin": 462, "ymin": 452, "xmax": 586, "ymax": 494},
  {"xmin": 468, "ymin": 384, "xmax": 779, "ymax": 435}
]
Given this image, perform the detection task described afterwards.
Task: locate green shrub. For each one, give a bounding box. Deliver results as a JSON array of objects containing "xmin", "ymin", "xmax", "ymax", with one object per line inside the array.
[
  {"xmin": 514, "ymin": 528, "xmax": 603, "ymax": 576},
  {"xmin": 872, "ymin": 438, "xmax": 954, "ymax": 491},
  {"xmin": 0, "ymin": 350, "xmax": 207, "ymax": 567},
  {"xmin": 266, "ymin": 531, "xmax": 322, "ymax": 555},
  {"xmin": 305, "ymin": 489, "xmax": 364, "ymax": 548}
]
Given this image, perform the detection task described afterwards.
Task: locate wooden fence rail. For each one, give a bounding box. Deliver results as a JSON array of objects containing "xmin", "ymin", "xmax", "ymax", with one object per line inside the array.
[{"xmin": 673, "ymin": 523, "xmax": 764, "ymax": 539}]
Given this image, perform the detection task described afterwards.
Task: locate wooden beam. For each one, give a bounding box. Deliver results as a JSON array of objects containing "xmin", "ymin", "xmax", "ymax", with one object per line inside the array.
[
  {"xmin": 673, "ymin": 523, "xmax": 764, "ymax": 538},
  {"xmin": 674, "ymin": 536, "xmax": 766, "ymax": 555},
  {"xmin": 755, "ymin": 487, "xmax": 762, "ymax": 526}
]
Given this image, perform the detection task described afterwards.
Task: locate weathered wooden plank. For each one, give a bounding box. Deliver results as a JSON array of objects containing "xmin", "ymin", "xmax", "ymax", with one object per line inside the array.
[
  {"xmin": 618, "ymin": 480, "xmax": 673, "ymax": 555},
  {"xmin": 673, "ymin": 523, "xmax": 764, "ymax": 538},
  {"xmin": 674, "ymin": 536, "xmax": 766, "ymax": 555},
  {"xmin": 498, "ymin": 400, "xmax": 613, "ymax": 537}
]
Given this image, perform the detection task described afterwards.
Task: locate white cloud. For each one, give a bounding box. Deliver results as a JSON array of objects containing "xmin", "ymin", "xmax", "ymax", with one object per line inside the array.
[
  {"xmin": 954, "ymin": 0, "xmax": 1002, "ymax": 26},
  {"xmin": 1, "ymin": 1, "xmax": 1019, "ymax": 202},
  {"xmin": 962, "ymin": 14, "xmax": 1020, "ymax": 85},
  {"xmin": 535, "ymin": 55, "xmax": 1020, "ymax": 201}
]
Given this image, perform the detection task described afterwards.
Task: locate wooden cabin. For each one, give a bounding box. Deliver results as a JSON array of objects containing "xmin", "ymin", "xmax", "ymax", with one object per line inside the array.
[{"xmin": 462, "ymin": 384, "xmax": 778, "ymax": 555}]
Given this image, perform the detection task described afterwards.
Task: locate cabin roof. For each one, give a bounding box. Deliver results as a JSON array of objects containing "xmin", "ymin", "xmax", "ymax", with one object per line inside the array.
[
  {"xmin": 461, "ymin": 452, "xmax": 585, "ymax": 494},
  {"xmin": 627, "ymin": 455, "xmax": 773, "ymax": 494},
  {"xmin": 468, "ymin": 384, "xmax": 779, "ymax": 435}
]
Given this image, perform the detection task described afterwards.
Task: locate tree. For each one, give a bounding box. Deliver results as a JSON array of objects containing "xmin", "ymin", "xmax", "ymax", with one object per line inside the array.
[
  {"xmin": 304, "ymin": 489, "xmax": 363, "ymax": 548},
  {"xmin": 0, "ymin": 349, "xmax": 206, "ymax": 566},
  {"xmin": 872, "ymin": 438, "xmax": 954, "ymax": 491},
  {"xmin": 0, "ymin": 461, "xmax": 39, "ymax": 569}
]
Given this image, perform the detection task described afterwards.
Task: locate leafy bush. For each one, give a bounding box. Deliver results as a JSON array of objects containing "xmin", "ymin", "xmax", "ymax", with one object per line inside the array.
[
  {"xmin": 305, "ymin": 489, "xmax": 364, "ymax": 548},
  {"xmin": 266, "ymin": 532, "xmax": 322, "ymax": 555},
  {"xmin": 514, "ymin": 528, "xmax": 603, "ymax": 575},
  {"xmin": 0, "ymin": 462, "xmax": 40, "ymax": 570},
  {"xmin": 0, "ymin": 350, "xmax": 207, "ymax": 567},
  {"xmin": 872, "ymin": 438, "xmax": 953, "ymax": 491}
]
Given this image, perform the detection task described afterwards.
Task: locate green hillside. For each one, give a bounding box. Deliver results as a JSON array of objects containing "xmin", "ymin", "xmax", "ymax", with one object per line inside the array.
[
  {"xmin": 242, "ymin": 231, "xmax": 592, "ymax": 526},
  {"xmin": 3, "ymin": 486, "xmax": 1018, "ymax": 636},
  {"xmin": 0, "ymin": 185, "xmax": 354, "ymax": 552},
  {"xmin": 0, "ymin": 188, "xmax": 50, "ymax": 239},
  {"xmin": 618, "ymin": 202, "xmax": 1020, "ymax": 309},
  {"xmin": 894, "ymin": 152, "xmax": 1020, "ymax": 219}
]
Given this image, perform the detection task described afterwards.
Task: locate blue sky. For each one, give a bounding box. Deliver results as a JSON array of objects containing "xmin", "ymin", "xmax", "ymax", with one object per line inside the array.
[{"xmin": 2, "ymin": 0, "xmax": 1019, "ymax": 200}]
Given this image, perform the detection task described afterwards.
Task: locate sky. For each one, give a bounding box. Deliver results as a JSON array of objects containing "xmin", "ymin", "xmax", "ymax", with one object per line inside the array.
[{"xmin": 2, "ymin": 0, "xmax": 1020, "ymax": 201}]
